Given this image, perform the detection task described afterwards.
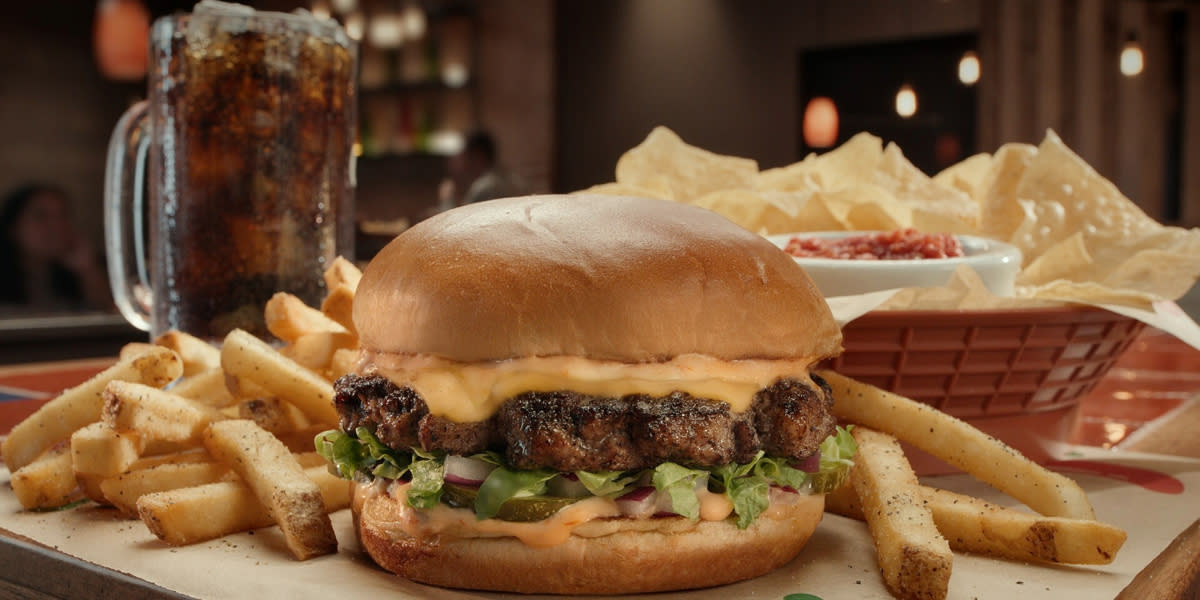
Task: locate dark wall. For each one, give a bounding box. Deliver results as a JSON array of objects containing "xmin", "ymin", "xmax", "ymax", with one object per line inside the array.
[
  {"xmin": 553, "ymin": 0, "xmax": 981, "ymax": 193},
  {"xmin": 554, "ymin": 1, "xmax": 806, "ymax": 192},
  {"xmin": 0, "ymin": 1, "xmax": 195, "ymax": 247},
  {"xmin": 800, "ymin": 34, "xmax": 979, "ymax": 174}
]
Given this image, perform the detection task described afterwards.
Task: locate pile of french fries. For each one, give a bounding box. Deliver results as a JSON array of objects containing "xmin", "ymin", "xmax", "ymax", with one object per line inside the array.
[
  {"xmin": 0, "ymin": 257, "xmax": 364, "ymax": 561},
  {"xmin": 817, "ymin": 370, "xmax": 1128, "ymax": 600}
]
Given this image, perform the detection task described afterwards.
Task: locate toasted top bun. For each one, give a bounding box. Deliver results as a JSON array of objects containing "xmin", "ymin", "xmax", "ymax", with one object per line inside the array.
[{"xmin": 354, "ymin": 194, "xmax": 841, "ymax": 363}]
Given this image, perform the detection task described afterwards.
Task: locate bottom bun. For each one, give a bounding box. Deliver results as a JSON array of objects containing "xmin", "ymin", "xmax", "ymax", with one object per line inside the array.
[{"xmin": 354, "ymin": 484, "xmax": 826, "ymax": 595}]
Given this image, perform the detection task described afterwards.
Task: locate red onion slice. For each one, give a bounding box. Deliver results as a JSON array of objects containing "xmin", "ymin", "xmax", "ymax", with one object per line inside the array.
[
  {"xmin": 616, "ymin": 486, "xmax": 658, "ymax": 517},
  {"xmin": 547, "ymin": 474, "xmax": 591, "ymax": 498},
  {"xmin": 797, "ymin": 451, "xmax": 821, "ymax": 474},
  {"xmin": 443, "ymin": 455, "xmax": 495, "ymax": 487}
]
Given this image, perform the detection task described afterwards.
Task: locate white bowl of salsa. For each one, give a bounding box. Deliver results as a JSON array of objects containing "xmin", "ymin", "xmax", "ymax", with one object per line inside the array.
[{"xmin": 766, "ymin": 229, "xmax": 1022, "ymax": 298}]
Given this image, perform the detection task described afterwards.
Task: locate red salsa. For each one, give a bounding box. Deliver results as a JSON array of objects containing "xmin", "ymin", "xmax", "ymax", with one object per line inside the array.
[{"xmin": 784, "ymin": 229, "xmax": 964, "ymax": 260}]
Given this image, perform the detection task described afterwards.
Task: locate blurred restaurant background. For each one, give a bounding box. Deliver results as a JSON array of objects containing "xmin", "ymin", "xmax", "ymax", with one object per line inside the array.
[{"xmin": 1, "ymin": 0, "xmax": 1198, "ymax": 361}]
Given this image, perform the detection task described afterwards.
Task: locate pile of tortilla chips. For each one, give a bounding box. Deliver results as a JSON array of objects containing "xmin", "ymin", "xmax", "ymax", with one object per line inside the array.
[{"xmin": 577, "ymin": 127, "xmax": 1200, "ymax": 311}]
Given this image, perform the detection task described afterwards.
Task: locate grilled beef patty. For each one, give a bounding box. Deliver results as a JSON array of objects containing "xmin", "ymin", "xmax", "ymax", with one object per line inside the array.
[{"xmin": 333, "ymin": 373, "xmax": 836, "ymax": 471}]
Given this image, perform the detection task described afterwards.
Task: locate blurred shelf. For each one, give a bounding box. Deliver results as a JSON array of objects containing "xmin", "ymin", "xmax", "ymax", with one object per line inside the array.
[
  {"xmin": 0, "ymin": 312, "xmax": 144, "ymax": 364},
  {"xmin": 361, "ymin": 80, "xmax": 473, "ymax": 94}
]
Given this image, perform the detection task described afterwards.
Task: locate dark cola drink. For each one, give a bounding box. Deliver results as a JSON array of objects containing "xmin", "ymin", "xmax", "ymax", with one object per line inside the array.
[{"xmin": 139, "ymin": 4, "xmax": 356, "ymax": 340}]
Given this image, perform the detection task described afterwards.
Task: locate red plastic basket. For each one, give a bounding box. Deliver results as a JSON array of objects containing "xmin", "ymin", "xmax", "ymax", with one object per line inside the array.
[{"xmin": 824, "ymin": 306, "xmax": 1146, "ymax": 419}]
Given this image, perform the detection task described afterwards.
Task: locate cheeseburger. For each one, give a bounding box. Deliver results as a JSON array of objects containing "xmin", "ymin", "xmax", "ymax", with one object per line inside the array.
[{"xmin": 318, "ymin": 194, "xmax": 855, "ymax": 594}]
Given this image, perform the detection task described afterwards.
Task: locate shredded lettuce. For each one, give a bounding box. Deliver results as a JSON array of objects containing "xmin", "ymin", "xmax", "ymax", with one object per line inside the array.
[
  {"xmin": 812, "ymin": 425, "xmax": 857, "ymax": 493},
  {"xmin": 315, "ymin": 427, "xmax": 410, "ymax": 479},
  {"xmin": 651, "ymin": 463, "xmax": 702, "ymax": 520},
  {"xmin": 726, "ymin": 474, "xmax": 770, "ymax": 528},
  {"xmin": 406, "ymin": 449, "xmax": 446, "ymax": 508},
  {"xmin": 315, "ymin": 425, "xmax": 857, "ymax": 529},
  {"xmin": 575, "ymin": 470, "xmax": 637, "ymax": 497}
]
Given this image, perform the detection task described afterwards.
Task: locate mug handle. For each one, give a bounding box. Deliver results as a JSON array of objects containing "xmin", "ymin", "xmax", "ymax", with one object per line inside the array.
[{"xmin": 103, "ymin": 100, "xmax": 152, "ymax": 332}]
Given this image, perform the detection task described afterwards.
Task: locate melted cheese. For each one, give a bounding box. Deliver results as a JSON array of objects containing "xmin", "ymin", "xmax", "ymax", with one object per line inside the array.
[{"xmin": 361, "ymin": 352, "xmax": 816, "ymax": 422}]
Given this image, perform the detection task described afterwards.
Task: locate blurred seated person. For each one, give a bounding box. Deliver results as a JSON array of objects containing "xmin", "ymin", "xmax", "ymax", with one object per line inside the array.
[
  {"xmin": 0, "ymin": 184, "xmax": 112, "ymax": 314},
  {"xmin": 437, "ymin": 130, "xmax": 527, "ymax": 211}
]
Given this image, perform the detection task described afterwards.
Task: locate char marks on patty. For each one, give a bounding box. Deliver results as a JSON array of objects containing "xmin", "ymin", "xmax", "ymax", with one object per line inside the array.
[{"xmin": 333, "ymin": 374, "xmax": 835, "ymax": 471}]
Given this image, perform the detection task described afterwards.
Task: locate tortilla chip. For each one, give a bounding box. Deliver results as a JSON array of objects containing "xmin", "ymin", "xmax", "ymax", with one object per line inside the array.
[
  {"xmin": 1013, "ymin": 131, "xmax": 1161, "ymax": 261},
  {"xmin": 977, "ymin": 143, "xmax": 1038, "ymax": 242},
  {"xmin": 933, "ymin": 152, "xmax": 992, "ymax": 201},
  {"xmin": 575, "ymin": 181, "xmax": 675, "ymax": 201},
  {"xmin": 615, "ymin": 127, "xmax": 757, "ymax": 202},
  {"xmin": 1018, "ymin": 232, "xmax": 1093, "ymax": 286},
  {"xmin": 876, "ymin": 143, "xmax": 979, "ymax": 233}
]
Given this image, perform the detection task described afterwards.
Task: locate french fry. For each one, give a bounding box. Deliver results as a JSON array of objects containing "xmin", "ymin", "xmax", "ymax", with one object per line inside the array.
[
  {"xmin": 119, "ymin": 342, "xmax": 159, "ymax": 361},
  {"xmin": 224, "ymin": 371, "xmax": 273, "ymax": 400},
  {"xmin": 125, "ymin": 448, "xmax": 214, "ymax": 471},
  {"xmin": 819, "ymin": 369, "xmax": 1096, "ymax": 520},
  {"xmin": 138, "ymin": 480, "xmax": 268, "ymax": 545},
  {"xmin": 292, "ymin": 452, "xmax": 329, "ymax": 469},
  {"xmin": 141, "ymin": 439, "xmax": 197, "ymax": 456},
  {"xmin": 323, "ymin": 255, "xmax": 362, "ymax": 291},
  {"xmin": 11, "ymin": 445, "xmax": 81, "ymax": 510},
  {"xmin": 220, "ymin": 329, "xmax": 338, "ymax": 425},
  {"xmin": 264, "ymin": 292, "xmax": 347, "ymax": 343},
  {"xmin": 169, "ymin": 367, "xmax": 238, "ymax": 408},
  {"xmin": 136, "ymin": 465, "xmax": 347, "ymax": 546},
  {"xmin": 70, "ymin": 422, "xmax": 142, "ymax": 477},
  {"xmin": 76, "ymin": 473, "xmax": 108, "ymax": 505},
  {"xmin": 319, "ymin": 284, "xmax": 357, "ymax": 336},
  {"xmin": 273, "ymin": 426, "xmax": 330, "ymax": 454},
  {"xmin": 851, "ymin": 427, "xmax": 951, "ymax": 600},
  {"xmin": 102, "ymin": 380, "xmax": 227, "ymax": 444},
  {"xmin": 236, "ymin": 397, "xmax": 312, "ymax": 434},
  {"xmin": 284, "ymin": 330, "xmax": 357, "ymax": 374},
  {"xmin": 2, "ymin": 346, "xmax": 183, "ymax": 472},
  {"xmin": 202, "ymin": 420, "xmax": 337, "ymax": 559},
  {"xmin": 101, "ymin": 460, "xmax": 231, "ymax": 517},
  {"xmin": 827, "ymin": 484, "xmax": 1128, "ymax": 565},
  {"xmin": 924, "ymin": 487, "xmax": 1125, "ymax": 564},
  {"xmin": 329, "ymin": 348, "xmax": 359, "ymax": 381},
  {"xmin": 154, "ymin": 330, "xmax": 221, "ymax": 376}
]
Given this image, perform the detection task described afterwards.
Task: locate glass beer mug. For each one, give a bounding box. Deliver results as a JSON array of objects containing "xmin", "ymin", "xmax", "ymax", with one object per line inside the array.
[{"xmin": 105, "ymin": 3, "xmax": 357, "ymax": 342}]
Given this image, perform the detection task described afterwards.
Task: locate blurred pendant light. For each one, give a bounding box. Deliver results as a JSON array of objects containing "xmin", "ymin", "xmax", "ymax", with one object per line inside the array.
[
  {"xmin": 368, "ymin": 11, "xmax": 407, "ymax": 48},
  {"xmin": 93, "ymin": 0, "xmax": 150, "ymax": 81},
  {"xmin": 403, "ymin": 1, "xmax": 427, "ymax": 39},
  {"xmin": 343, "ymin": 11, "xmax": 365, "ymax": 41},
  {"xmin": 895, "ymin": 84, "xmax": 917, "ymax": 118},
  {"xmin": 801, "ymin": 97, "xmax": 839, "ymax": 148},
  {"xmin": 330, "ymin": 0, "xmax": 357, "ymax": 14},
  {"xmin": 1120, "ymin": 34, "xmax": 1144, "ymax": 77},
  {"xmin": 310, "ymin": 0, "xmax": 332, "ymax": 21},
  {"xmin": 958, "ymin": 50, "xmax": 980, "ymax": 86}
]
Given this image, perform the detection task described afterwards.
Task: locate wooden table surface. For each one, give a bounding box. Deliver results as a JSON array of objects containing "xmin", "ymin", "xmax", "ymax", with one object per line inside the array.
[{"xmin": 0, "ymin": 328, "xmax": 1198, "ymax": 599}]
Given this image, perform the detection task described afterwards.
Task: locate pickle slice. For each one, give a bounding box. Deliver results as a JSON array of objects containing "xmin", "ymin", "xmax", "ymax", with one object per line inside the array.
[
  {"xmin": 808, "ymin": 466, "xmax": 851, "ymax": 494},
  {"xmin": 442, "ymin": 483, "xmax": 578, "ymax": 522}
]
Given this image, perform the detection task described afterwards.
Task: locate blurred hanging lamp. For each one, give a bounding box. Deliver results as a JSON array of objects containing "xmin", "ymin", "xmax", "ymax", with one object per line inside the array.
[
  {"xmin": 93, "ymin": 0, "xmax": 150, "ymax": 81},
  {"xmin": 368, "ymin": 11, "xmax": 407, "ymax": 49},
  {"xmin": 895, "ymin": 84, "xmax": 917, "ymax": 118},
  {"xmin": 344, "ymin": 12, "xmax": 365, "ymax": 41},
  {"xmin": 402, "ymin": 1, "xmax": 427, "ymax": 39},
  {"xmin": 1120, "ymin": 33, "xmax": 1144, "ymax": 77},
  {"xmin": 330, "ymin": 0, "xmax": 357, "ymax": 15},
  {"xmin": 958, "ymin": 50, "xmax": 980, "ymax": 86},
  {"xmin": 310, "ymin": 0, "xmax": 332, "ymax": 21},
  {"xmin": 801, "ymin": 97, "xmax": 839, "ymax": 148}
]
